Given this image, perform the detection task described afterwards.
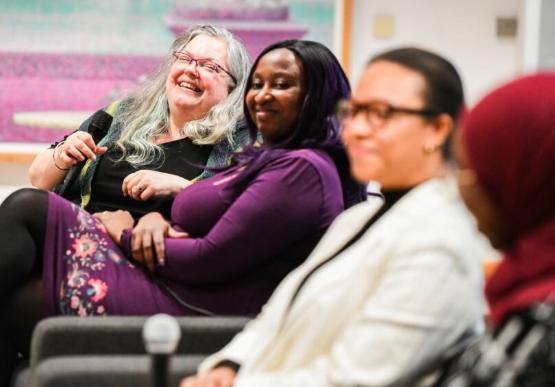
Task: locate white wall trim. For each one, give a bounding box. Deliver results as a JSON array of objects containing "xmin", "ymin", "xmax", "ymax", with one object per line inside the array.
[{"xmin": 521, "ymin": 0, "xmax": 542, "ymax": 72}]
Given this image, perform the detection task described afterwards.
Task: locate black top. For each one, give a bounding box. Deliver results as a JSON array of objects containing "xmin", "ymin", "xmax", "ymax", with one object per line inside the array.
[
  {"xmin": 63, "ymin": 138, "xmax": 213, "ymax": 219},
  {"xmin": 365, "ymin": 188, "xmax": 410, "ymax": 228}
]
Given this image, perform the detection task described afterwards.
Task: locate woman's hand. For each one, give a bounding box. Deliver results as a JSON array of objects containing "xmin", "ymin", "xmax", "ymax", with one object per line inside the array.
[
  {"xmin": 122, "ymin": 170, "xmax": 192, "ymax": 201},
  {"xmin": 93, "ymin": 210, "xmax": 134, "ymax": 244},
  {"xmin": 131, "ymin": 212, "xmax": 188, "ymax": 271},
  {"xmin": 180, "ymin": 367, "xmax": 237, "ymax": 387},
  {"xmin": 56, "ymin": 131, "xmax": 108, "ymax": 170}
]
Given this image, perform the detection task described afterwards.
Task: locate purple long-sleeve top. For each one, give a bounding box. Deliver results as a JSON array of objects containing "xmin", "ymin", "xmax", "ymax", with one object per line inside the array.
[{"xmin": 121, "ymin": 149, "xmax": 344, "ymax": 315}]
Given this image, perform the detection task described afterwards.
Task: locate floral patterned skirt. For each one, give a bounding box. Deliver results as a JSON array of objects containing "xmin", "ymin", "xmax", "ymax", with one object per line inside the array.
[{"xmin": 42, "ymin": 192, "xmax": 184, "ymax": 317}]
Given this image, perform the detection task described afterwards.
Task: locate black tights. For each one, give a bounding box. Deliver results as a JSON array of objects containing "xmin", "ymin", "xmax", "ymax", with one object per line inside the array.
[{"xmin": 0, "ymin": 188, "xmax": 48, "ymax": 385}]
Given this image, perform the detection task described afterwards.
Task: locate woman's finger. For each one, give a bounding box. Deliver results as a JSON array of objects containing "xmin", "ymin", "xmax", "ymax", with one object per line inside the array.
[
  {"xmin": 74, "ymin": 140, "xmax": 97, "ymax": 160},
  {"xmin": 152, "ymin": 228, "xmax": 166, "ymax": 266},
  {"xmin": 56, "ymin": 147, "xmax": 78, "ymax": 168},
  {"xmin": 141, "ymin": 231, "xmax": 155, "ymax": 272},
  {"xmin": 64, "ymin": 143, "xmax": 86, "ymax": 161},
  {"xmin": 95, "ymin": 145, "xmax": 108, "ymax": 155},
  {"xmin": 121, "ymin": 175, "xmax": 132, "ymax": 196},
  {"xmin": 131, "ymin": 231, "xmax": 145, "ymax": 266},
  {"xmin": 122, "ymin": 172, "xmax": 142, "ymax": 196},
  {"xmin": 131, "ymin": 185, "xmax": 146, "ymax": 201},
  {"xmin": 138, "ymin": 185, "xmax": 153, "ymax": 201}
]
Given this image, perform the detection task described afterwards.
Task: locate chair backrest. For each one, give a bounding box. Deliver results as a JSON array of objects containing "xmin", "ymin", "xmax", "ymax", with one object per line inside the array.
[{"xmin": 30, "ymin": 316, "xmax": 250, "ymax": 365}]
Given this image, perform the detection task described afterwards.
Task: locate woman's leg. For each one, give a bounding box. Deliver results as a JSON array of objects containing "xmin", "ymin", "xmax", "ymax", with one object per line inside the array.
[
  {"xmin": 0, "ymin": 188, "xmax": 47, "ymax": 384},
  {"xmin": 0, "ymin": 188, "xmax": 47, "ymax": 297},
  {"xmin": 0, "ymin": 279, "xmax": 42, "ymax": 386},
  {"xmin": 0, "ymin": 329, "xmax": 18, "ymax": 387},
  {"xmin": 1, "ymin": 276, "xmax": 43, "ymax": 357}
]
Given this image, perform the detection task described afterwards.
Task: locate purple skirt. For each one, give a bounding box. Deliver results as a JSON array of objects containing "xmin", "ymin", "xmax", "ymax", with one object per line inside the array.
[{"xmin": 42, "ymin": 192, "xmax": 184, "ymax": 317}]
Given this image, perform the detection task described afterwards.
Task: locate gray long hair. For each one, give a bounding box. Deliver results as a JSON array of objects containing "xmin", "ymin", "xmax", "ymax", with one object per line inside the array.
[{"xmin": 114, "ymin": 24, "xmax": 250, "ymax": 167}]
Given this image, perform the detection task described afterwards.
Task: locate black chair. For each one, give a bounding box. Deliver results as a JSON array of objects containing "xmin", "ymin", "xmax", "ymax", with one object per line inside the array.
[{"xmin": 15, "ymin": 316, "xmax": 249, "ymax": 387}]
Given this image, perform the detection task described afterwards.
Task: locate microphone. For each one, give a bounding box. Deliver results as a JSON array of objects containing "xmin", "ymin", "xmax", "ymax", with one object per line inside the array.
[
  {"xmin": 87, "ymin": 109, "xmax": 113, "ymax": 144},
  {"xmin": 57, "ymin": 110, "xmax": 113, "ymax": 196},
  {"xmin": 143, "ymin": 314, "xmax": 181, "ymax": 387}
]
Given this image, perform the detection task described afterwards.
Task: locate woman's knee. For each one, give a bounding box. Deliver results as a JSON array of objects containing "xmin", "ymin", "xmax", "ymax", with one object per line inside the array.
[
  {"xmin": 0, "ymin": 188, "xmax": 48, "ymax": 235},
  {"xmin": 1, "ymin": 188, "xmax": 47, "ymax": 210}
]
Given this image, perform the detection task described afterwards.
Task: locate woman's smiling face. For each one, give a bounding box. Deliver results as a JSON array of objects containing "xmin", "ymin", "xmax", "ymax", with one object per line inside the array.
[
  {"xmin": 246, "ymin": 48, "xmax": 306, "ymax": 144},
  {"xmin": 165, "ymin": 34, "xmax": 232, "ymax": 123},
  {"xmin": 341, "ymin": 60, "xmax": 445, "ymax": 187}
]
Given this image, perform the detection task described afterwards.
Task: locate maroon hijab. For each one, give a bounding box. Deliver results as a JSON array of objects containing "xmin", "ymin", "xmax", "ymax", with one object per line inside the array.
[{"xmin": 462, "ymin": 73, "xmax": 555, "ymax": 327}]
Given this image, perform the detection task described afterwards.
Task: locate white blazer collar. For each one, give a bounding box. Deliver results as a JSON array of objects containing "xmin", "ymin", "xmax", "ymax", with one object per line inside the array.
[{"xmin": 318, "ymin": 176, "xmax": 455, "ymax": 262}]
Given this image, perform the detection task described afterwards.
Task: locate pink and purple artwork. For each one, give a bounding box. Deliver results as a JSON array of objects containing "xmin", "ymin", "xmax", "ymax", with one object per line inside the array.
[{"xmin": 0, "ymin": 0, "xmax": 335, "ymax": 143}]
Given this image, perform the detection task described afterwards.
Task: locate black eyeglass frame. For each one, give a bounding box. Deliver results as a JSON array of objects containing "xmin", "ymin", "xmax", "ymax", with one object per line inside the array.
[
  {"xmin": 173, "ymin": 51, "xmax": 237, "ymax": 85},
  {"xmin": 336, "ymin": 99, "xmax": 440, "ymax": 127}
]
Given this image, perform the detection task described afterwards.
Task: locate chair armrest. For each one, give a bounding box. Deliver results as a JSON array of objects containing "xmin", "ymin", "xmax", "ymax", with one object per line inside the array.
[{"xmin": 30, "ymin": 316, "xmax": 250, "ymax": 366}]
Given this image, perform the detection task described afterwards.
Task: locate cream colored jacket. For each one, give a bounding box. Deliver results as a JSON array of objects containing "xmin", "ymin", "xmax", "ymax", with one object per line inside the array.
[{"xmin": 200, "ymin": 176, "xmax": 485, "ymax": 387}]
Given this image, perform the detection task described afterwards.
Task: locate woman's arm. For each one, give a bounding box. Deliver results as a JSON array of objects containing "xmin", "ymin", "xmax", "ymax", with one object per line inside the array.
[
  {"xmin": 28, "ymin": 113, "xmax": 107, "ymax": 190},
  {"xmin": 122, "ymin": 170, "xmax": 192, "ymax": 201},
  {"xmin": 28, "ymin": 146, "xmax": 71, "ymax": 190},
  {"xmin": 121, "ymin": 155, "xmax": 336, "ymax": 284}
]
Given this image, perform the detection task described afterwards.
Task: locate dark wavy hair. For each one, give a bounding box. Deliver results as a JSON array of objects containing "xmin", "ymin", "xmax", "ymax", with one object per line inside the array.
[
  {"xmin": 229, "ymin": 39, "xmax": 365, "ymax": 207},
  {"xmin": 369, "ymin": 47, "xmax": 465, "ymax": 159}
]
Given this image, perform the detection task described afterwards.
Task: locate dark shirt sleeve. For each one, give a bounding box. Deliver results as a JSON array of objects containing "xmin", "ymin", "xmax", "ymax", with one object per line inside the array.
[{"xmin": 124, "ymin": 155, "xmax": 331, "ymax": 285}]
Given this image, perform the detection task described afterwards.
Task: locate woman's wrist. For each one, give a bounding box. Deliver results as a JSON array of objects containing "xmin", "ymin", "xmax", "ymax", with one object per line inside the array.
[
  {"xmin": 52, "ymin": 141, "xmax": 70, "ymax": 171},
  {"xmin": 170, "ymin": 177, "xmax": 192, "ymax": 197},
  {"xmin": 179, "ymin": 178, "xmax": 193, "ymax": 191}
]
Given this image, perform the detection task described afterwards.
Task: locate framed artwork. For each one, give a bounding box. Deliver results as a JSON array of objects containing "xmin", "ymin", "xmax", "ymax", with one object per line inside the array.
[{"xmin": 0, "ymin": 0, "xmax": 346, "ymax": 145}]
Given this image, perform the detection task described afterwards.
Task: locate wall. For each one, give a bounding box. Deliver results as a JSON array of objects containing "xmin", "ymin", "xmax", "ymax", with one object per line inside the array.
[
  {"xmin": 348, "ymin": 0, "xmax": 521, "ymax": 105},
  {"xmin": 0, "ymin": 143, "xmax": 41, "ymax": 202},
  {"xmin": 0, "ymin": 162, "xmax": 31, "ymax": 202},
  {"xmin": 0, "ymin": 0, "xmax": 335, "ymax": 143},
  {"xmin": 539, "ymin": 0, "xmax": 555, "ymax": 68}
]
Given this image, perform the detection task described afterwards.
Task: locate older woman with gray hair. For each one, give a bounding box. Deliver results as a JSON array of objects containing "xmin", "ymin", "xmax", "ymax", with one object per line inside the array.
[
  {"xmin": 0, "ymin": 24, "xmax": 249, "ymax": 386},
  {"xmin": 29, "ymin": 24, "xmax": 251, "ymax": 219}
]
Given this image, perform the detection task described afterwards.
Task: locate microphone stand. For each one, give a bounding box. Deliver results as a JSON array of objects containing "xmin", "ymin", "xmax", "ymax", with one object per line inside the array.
[{"xmin": 143, "ymin": 314, "xmax": 181, "ymax": 387}]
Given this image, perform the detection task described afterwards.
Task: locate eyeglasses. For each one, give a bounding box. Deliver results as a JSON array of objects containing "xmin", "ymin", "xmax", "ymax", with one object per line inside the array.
[
  {"xmin": 173, "ymin": 51, "xmax": 236, "ymax": 84},
  {"xmin": 336, "ymin": 99, "xmax": 438, "ymax": 128}
]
